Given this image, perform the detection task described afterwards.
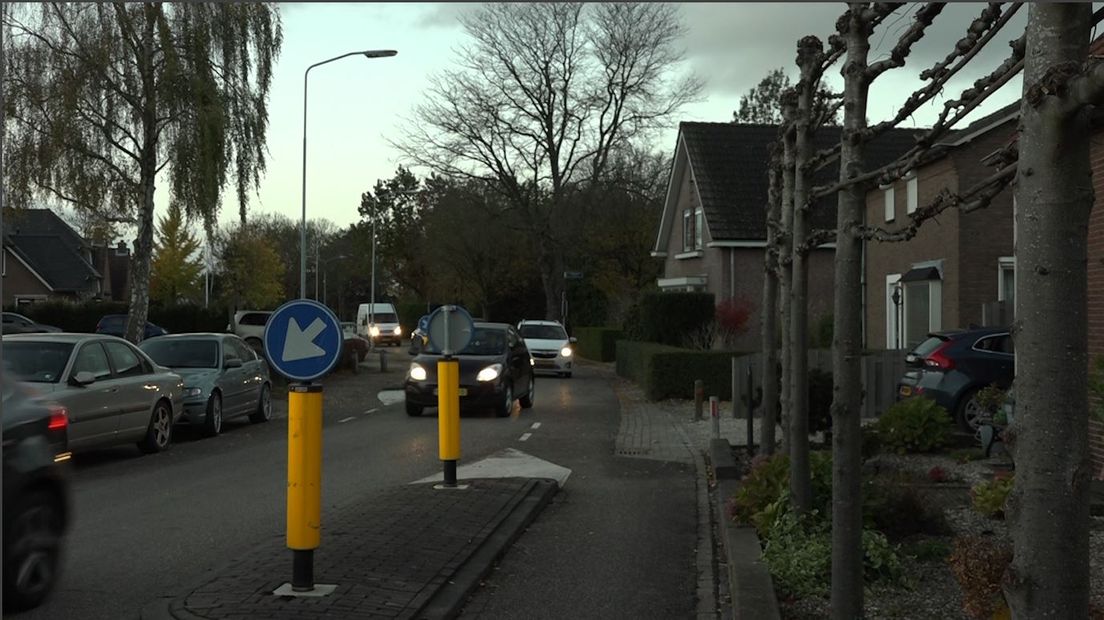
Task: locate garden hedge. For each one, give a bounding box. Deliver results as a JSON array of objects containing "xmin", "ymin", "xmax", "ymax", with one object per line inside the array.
[
  {"xmin": 616, "ymin": 339, "xmax": 747, "ymax": 401},
  {"xmin": 573, "ymin": 327, "xmax": 622, "ymax": 362},
  {"xmin": 6, "ymin": 300, "xmax": 228, "ymax": 334}
]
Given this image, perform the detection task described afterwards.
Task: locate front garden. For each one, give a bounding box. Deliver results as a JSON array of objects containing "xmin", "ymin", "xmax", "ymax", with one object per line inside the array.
[{"xmin": 723, "ymin": 397, "xmax": 1104, "ymax": 619}]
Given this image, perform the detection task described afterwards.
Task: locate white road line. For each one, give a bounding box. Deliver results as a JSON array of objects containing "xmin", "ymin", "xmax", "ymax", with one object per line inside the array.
[
  {"xmin": 530, "ymin": 423, "xmax": 542, "ymax": 429},
  {"xmin": 338, "ymin": 416, "xmax": 356, "ymax": 424},
  {"xmin": 364, "ymin": 408, "xmax": 379, "ymax": 415},
  {"xmin": 519, "ymin": 433, "xmax": 532, "ymax": 442}
]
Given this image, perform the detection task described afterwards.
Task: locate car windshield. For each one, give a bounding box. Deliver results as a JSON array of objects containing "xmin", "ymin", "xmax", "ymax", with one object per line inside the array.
[
  {"xmin": 4, "ymin": 342, "xmax": 74, "ymax": 383},
  {"xmin": 424, "ymin": 327, "xmax": 506, "ymax": 356},
  {"xmin": 520, "ymin": 324, "xmax": 567, "ymax": 340},
  {"xmin": 911, "ymin": 336, "xmax": 946, "ymax": 358},
  {"xmin": 370, "ymin": 313, "xmax": 398, "ymax": 323},
  {"xmin": 140, "ymin": 339, "xmax": 219, "ymax": 369}
]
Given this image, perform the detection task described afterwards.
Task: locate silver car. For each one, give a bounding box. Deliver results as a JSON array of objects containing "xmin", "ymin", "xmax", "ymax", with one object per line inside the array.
[
  {"xmin": 2, "ymin": 334, "xmax": 184, "ymax": 454},
  {"xmin": 139, "ymin": 333, "xmax": 272, "ymax": 437}
]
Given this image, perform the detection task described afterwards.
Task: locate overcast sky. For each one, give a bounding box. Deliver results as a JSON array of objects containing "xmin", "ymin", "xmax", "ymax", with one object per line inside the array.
[{"xmin": 174, "ymin": 2, "xmax": 1032, "ymax": 235}]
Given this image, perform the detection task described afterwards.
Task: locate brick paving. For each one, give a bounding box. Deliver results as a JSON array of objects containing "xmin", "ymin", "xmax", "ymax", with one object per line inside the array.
[{"xmin": 147, "ymin": 478, "xmax": 554, "ymax": 620}]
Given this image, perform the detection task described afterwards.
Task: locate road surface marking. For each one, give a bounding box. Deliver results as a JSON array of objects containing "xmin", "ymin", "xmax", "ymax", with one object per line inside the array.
[
  {"xmin": 519, "ymin": 433, "xmax": 532, "ymax": 442},
  {"xmin": 338, "ymin": 416, "xmax": 356, "ymax": 424},
  {"xmin": 364, "ymin": 408, "xmax": 379, "ymax": 415},
  {"xmin": 530, "ymin": 423, "xmax": 541, "ymax": 429}
]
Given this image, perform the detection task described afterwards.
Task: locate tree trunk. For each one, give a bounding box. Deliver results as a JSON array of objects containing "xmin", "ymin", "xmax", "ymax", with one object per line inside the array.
[
  {"xmin": 125, "ymin": 8, "xmax": 158, "ymax": 344},
  {"xmin": 761, "ymin": 155, "xmax": 782, "ymax": 454},
  {"xmin": 539, "ymin": 240, "xmax": 565, "ymax": 322},
  {"xmin": 789, "ymin": 37, "xmax": 821, "ymax": 515},
  {"xmin": 1004, "ymin": 5, "xmax": 1093, "ymax": 617},
  {"xmin": 830, "ymin": 10, "xmax": 871, "ymax": 617},
  {"xmin": 779, "ymin": 108, "xmax": 797, "ymax": 458}
]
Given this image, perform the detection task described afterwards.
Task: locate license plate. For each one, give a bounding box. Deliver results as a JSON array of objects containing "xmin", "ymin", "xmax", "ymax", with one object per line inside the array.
[
  {"xmin": 433, "ymin": 388, "xmax": 468, "ymax": 396},
  {"xmin": 898, "ymin": 386, "xmax": 912, "ymax": 397}
]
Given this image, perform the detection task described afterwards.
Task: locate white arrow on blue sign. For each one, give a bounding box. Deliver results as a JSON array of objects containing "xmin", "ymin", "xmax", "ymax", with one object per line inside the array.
[{"xmin": 263, "ymin": 299, "xmax": 344, "ymax": 382}]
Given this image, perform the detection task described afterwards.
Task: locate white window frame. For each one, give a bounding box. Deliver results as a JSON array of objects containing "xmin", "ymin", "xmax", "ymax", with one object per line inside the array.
[
  {"xmin": 682, "ymin": 209, "xmax": 692, "ymax": 252},
  {"xmin": 885, "ymin": 274, "xmax": 902, "ymax": 349},
  {"xmin": 902, "ymin": 278, "xmax": 943, "ymax": 349},
  {"xmin": 906, "ymin": 173, "xmax": 918, "ymax": 214},
  {"xmin": 997, "ymin": 256, "xmax": 1016, "ymax": 302},
  {"xmin": 883, "ymin": 185, "xmax": 895, "ymax": 222},
  {"xmin": 694, "ymin": 206, "xmax": 704, "ymax": 250}
]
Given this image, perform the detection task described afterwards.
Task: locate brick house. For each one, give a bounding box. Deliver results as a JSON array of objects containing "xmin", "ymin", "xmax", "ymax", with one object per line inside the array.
[
  {"xmin": 2, "ymin": 208, "xmax": 111, "ymax": 306},
  {"xmin": 1089, "ymin": 122, "xmax": 1104, "ymax": 479},
  {"xmin": 652, "ymin": 121, "xmax": 917, "ymax": 350},
  {"xmin": 863, "ymin": 103, "xmax": 1017, "ymax": 351}
]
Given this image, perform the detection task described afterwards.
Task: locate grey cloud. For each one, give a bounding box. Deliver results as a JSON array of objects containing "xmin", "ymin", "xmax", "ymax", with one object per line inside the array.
[{"xmin": 414, "ymin": 3, "xmax": 476, "ymax": 29}]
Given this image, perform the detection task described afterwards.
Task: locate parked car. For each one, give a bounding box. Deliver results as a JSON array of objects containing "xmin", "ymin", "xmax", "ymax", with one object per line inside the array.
[
  {"xmin": 896, "ymin": 327, "xmax": 1014, "ymax": 432},
  {"xmin": 517, "ymin": 319, "xmax": 575, "ymax": 378},
  {"xmin": 2, "ymin": 333, "xmax": 185, "ymax": 454},
  {"xmin": 2, "ymin": 379, "xmax": 70, "ymax": 612},
  {"xmin": 403, "ymin": 322, "xmax": 535, "ymax": 417},
  {"xmin": 94, "ymin": 315, "xmax": 168, "ymax": 340},
  {"xmin": 1, "ymin": 312, "xmax": 61, "ymax": 335},
  {"xmin": 357, "ymin": 303, "xmax": 402, "ymax": 346},
  {"xmin": 138, "ymin": 334, "xmax": 273, "ymax": 437},
  {"xmin": 341, "ymin": 322, "xmax": 371, "ymax": 369},
  {"xmin": 227, "ymin": 310, "xmax": 272, "ymax": 355}
]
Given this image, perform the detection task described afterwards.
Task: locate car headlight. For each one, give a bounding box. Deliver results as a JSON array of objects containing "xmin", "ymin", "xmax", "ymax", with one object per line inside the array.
[
  {"xmin": 560, "ymin": 346, "xmax": 573, "ymax": 357},
  {"xmin": 369, "ymin": 325, "xmax": 380, "ymax": 337},
  {"xmin": 184, "ymin": 387, "xmax": 203, "ymax": 397},
  {"xmin": 477, "ymin": 364, "xmax": 502, "ymax": 382},
  {"xmin": 530, "ymin": 357, "xmax": 535, "ymax": 366},
  {"xmin": 409, "ymin": 363, "xmax": 427, "ymax": 382},
  {"xmin": 393, "ymin": 326, "xmax": 402, "ymax": 335}
]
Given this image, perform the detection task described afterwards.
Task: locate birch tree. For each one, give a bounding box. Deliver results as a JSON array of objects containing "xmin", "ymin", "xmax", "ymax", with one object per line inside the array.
[{"xmin": 3, "ymin": 2, "xmax": 281, "ymax": 342}]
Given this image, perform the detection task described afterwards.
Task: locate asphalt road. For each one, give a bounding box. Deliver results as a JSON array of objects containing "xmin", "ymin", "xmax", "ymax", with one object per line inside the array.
[{"xmin": 18, "ymin": 355, "xmax": 697, "ymax": 619}]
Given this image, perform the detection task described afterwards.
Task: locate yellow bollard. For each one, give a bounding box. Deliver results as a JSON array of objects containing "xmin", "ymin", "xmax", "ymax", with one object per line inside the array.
[
  {"xmin": 287, "ymin": 383, "xmax": 323, "ymax": 589},
  {"xmin": 438, "ymin": 359, "xmax": 460, "ymax": 485}
]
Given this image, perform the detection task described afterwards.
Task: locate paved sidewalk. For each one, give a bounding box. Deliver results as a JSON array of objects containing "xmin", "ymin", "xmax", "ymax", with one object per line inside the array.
[{"xmin": 142, "ymin": 478, "xmax": 556, "ymax": 620}]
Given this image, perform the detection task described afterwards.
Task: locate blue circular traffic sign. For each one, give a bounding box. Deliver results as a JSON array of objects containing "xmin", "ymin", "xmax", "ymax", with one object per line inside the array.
[
  {"xmin": 263, "ymin": 299, "xmax": 344, "ymax": 382},
  {"xmin": 427, "ymin": 305, "xmax": 474, "ymax": 355}
]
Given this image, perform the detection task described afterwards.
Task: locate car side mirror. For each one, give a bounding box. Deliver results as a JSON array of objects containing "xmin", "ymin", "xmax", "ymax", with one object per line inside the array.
[
  {"xmin": 224, "ymin": 357, "xmax": 243, "ymax": 369},
  {"xmin": 569, "ymin": 337, "xmax": 577, "ymax": 344},
  {"xmin": 71, "ymin": 371, "xmax": 96, "ymax": 386}
]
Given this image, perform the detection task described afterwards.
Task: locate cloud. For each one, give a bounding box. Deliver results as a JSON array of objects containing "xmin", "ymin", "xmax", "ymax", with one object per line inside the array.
[{"xmin": 414, "ymin": 3, "xmax": 474, "ymax": 29}]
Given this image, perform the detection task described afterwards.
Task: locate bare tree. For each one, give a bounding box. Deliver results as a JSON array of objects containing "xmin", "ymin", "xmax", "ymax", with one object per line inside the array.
[
  {"xmin": 760, "ymin": 144, "xmax": 782, "ymax": 454},
  {"xmin": 3, "ymin": 2, "xmax": 281, "ymax": 342},
  {"xmin": 1004, "ymin": 4, "xmax": 1101, "ymax": 616},
  {"xmin": 395, "ymin": 3, "xmax": 701, "ymax": 321}
]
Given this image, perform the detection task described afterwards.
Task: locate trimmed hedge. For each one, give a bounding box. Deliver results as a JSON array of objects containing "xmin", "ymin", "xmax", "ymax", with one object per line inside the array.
[
  {"xmin": 617, "ymin": 339, "xmax": 747, "ymax": 401},
  {"xmin": 8, "ymin": 300, "xmax": 228, "ymax": 333},
  {"xmin": 636, "ymin": 291, "xmax": 714, "ymax": 346},
  {"xmin": 573, "ymin": 327, "xmax": 622, "ymax": 362}
]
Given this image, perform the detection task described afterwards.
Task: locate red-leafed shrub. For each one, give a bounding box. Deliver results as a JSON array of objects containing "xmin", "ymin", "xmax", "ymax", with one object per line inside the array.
[
  {"xmin": 928, "ymin": 466, "xmax": 949, "ymax": 483},
  {"xmin": 715, "ymin": 298, "xmax": 755, "ymax": 345}
]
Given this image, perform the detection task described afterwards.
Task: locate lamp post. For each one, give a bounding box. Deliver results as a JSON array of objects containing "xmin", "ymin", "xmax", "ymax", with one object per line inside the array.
[
  {"xmin": 300, "ymin": 49, "xmax": 397, "ymax": 300},
  {"xmin": 320, "ymin": 255, "xmax": 348, "ymax": 309}
]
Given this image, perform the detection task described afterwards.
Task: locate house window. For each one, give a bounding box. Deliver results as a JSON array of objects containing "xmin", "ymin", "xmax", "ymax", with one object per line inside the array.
[
  {"xmin": 683, "ymin": 209, "xmax": 693, "ymax": 252},
  {"xmin": 906, "ymin": 174, "xmax": 918, "ymax": 214},
  {"xmin": 694, "ymin": 207, "xmax": 704, "ymax": 250},
  {"xmin": 900, "ymin": 264, "xmax": 943, "ymax": 349},
  {"xmin": 998, "ymin": 257, "xmax": 1015, "ymax": 307},
  {"xmin": 886, "ymin": 274, "xmax": 902, "ymax": 349},
  {"xmin": 883, "ymin": 186, "xmax": 895, "ymax": 222}
]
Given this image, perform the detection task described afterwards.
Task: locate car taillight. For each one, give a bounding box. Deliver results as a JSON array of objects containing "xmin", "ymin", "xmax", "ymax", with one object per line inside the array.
[
  {"xmin": 48, "ymin": 405, "xmax": 69, "ymax": 431},
  {"xmin": 924, "ymin": 342, "xmax": 955, "ymax": 371}
]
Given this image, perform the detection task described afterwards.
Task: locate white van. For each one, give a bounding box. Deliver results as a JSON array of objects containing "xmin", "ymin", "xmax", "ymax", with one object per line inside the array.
[{"xmin": 357, "ymin": 302, "xmax": 402, "ymax": 346}]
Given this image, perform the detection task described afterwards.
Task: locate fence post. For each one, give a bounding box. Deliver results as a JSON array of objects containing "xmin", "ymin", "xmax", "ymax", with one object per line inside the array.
[
  {"xmin": 731, "ymin": 357, "xmax": 738, "ymax": 419},
  {"xmin": 746, "ymin": 364, "xmax": 755, "ymax": 455},
  {"xmin": 694, "ymin": 380, "xmax": 704, "ymax": 421},
  {"xmin": 710, "ymin": 396, "xmax": 720, "ymax": 438}
]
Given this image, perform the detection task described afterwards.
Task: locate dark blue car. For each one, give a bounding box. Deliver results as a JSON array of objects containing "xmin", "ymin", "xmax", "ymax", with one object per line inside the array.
[
  {"xmin": 896, "ymin": 327, "xmax": 1014, "ymax": 432},
  {"xmin": 94, "ymin": 314, "xmax": 168, "ymax": 340}
]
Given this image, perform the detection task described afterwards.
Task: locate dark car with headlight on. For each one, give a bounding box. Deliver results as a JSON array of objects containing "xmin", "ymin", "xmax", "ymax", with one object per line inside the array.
[{"xmin": 403, "ymin": 322, "xmax": 535, "ymax": 417}]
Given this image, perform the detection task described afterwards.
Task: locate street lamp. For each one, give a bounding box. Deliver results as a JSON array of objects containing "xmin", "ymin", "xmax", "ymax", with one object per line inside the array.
[{"xmin": 300, "ymin": 49, "xmax": 397, "ymax": 299}]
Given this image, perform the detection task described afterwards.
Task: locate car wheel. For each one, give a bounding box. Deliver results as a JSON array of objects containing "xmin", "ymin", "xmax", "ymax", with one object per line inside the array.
[
  {"xmin": 955, "ymin": 388, "xmax": 983, "ymax": 433},
  {"xmin": 3, "ymin": 490, "xmax": 63, "ymax": 613},
  {"xmin": 405, "ymin": 400, "xmax": 423, "ymax": 417},
  {"xmin": 249, "ymin": 384, "xmax": 273, "ymax": 424},
  {"xmin": 138, "ymin": 400, "xmax": 173, "ymax": 454},
  {"xmin": 519, "ymin": 375, "xmax": 535, "ymax": 409},
  {"xmin": 202, "ymin": 393, "xmax": 223, "ymax": 438},
  {"xmin": 495, "ymin": 383, "xmax": 514, "ymax": 418}
]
